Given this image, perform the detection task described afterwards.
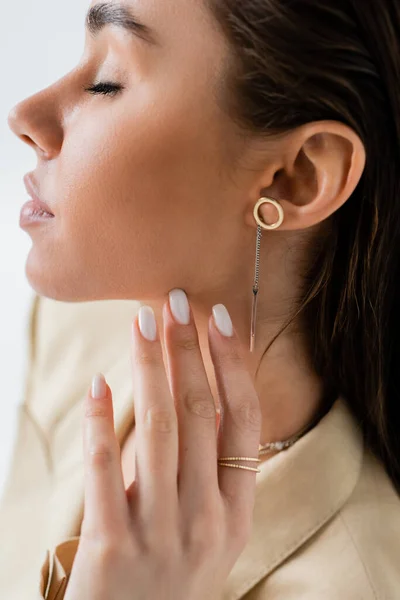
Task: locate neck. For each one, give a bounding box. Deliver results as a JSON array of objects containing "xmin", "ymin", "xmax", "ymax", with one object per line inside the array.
[{"xmin": 147, "ymin": 292, "xmax": 327, "ymax": 465}]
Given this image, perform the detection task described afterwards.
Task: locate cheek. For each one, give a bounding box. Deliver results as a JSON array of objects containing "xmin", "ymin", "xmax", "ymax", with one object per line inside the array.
[
  {"xmin": 35, "ymin": 97, "xmax": 231, "ymax": 301},
  {"xmin": 58, "ymin": 98, "xmax": 224, "ymax": 246}
]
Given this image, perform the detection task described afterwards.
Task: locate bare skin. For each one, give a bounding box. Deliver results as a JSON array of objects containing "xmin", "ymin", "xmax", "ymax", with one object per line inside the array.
[{"xmin": 7, "ymin": 0, "xmax": 366, "ymax": 479}]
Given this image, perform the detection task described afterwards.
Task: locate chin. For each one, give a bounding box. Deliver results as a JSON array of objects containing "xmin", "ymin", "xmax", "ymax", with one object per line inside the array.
[
  {"xmin": 24, "ymin": 251, "xmax": 146, "ymax": 303},
  {"xmin": 24, "ymin": 251, "xmax": 93, "ymax": 303}
]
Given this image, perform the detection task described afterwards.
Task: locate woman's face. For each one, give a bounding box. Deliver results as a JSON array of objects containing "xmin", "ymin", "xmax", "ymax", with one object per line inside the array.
[{"xmin": 8, "ymin": 0, "xmax": 262, "ymax": 303}]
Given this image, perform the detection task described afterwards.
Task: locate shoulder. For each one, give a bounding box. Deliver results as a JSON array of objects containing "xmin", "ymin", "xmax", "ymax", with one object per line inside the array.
[
  {"xmin": 337, "ymin": 444, "xmax": 400, "ymax": 598},
  {"xmin": 253, "ymin": 445, "xmax": 400, "ymax": 600}
]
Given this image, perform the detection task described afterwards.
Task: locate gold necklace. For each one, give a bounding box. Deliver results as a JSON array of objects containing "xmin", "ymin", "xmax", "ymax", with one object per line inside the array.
[{"xmin": 258, "ymin": 392, "xmax": 337, "ymax": 456}]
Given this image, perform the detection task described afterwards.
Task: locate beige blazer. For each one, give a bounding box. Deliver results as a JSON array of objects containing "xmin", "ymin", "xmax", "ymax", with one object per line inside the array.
[{"xmin": 0, "ymin": 294, "xmax": 399, "ymax": 600}]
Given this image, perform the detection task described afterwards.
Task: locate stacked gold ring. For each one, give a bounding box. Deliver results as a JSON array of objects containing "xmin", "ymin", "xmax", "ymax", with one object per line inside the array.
[{"xmin": 217, "ymin": 456, "xmax": 261, "ymax": 473}]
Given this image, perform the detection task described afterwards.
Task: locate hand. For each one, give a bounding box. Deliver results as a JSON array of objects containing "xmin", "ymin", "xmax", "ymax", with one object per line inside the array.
[{"xmin": 64, "ymin": 292, "xmax": 262, "ymax": 600}]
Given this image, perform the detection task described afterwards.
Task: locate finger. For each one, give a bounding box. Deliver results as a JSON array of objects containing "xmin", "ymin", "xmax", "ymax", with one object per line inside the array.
[
  {"xmin": 162, "ymin": 291, "xmax": 219, "ymax": 515},
  {"xmin": 82, "ymin": 374, "xmax": 130, "ymax": 540},
  {"xmin": 208, "ymin": 305, "xmax": 262, "ymax": 520},
  {"xmin": 130, "ymin": 306, "xmax": 179, "ymax": 535}
]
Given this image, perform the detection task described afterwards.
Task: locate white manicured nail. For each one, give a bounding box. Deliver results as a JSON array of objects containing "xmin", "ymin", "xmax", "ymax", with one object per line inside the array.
[
  {"xmin": 138, "ymin": 306, "xmax": 157, "ymax": 341},
  {"xmin": 169, "ymin": 289, "xmax": 190, "ymax": 325},
  {"xmin": 212, "ymin": 304, "xmax": 233, "ymax": 337},
  {"xmin": 91, "ymin": 373, "xmax": 107, "ymax": 399}
]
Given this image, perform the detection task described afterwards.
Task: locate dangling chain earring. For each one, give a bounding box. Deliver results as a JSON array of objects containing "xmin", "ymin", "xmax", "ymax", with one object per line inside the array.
[
  {"xmin": 251, "ymin": 197, "xmax": 330, "ymax": 458},
  {"xmin": 250, "ymin": 197, "xmax": 284, "ymax": 353}
]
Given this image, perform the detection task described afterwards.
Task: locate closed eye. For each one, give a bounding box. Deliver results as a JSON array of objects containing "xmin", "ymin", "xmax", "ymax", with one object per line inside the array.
[{"xmin": 83, "ymin": 81, "xmax": 124, "ymax": 97}]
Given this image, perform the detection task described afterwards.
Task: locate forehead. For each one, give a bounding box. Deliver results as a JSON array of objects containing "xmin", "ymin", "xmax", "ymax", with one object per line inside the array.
[
  {"xmin": 87, "ymin": 0, "xmax": 222, "ymax": 44},
  {"xmin": 86, "ymin": 0, "xmax": 231, "ymax": 89}
]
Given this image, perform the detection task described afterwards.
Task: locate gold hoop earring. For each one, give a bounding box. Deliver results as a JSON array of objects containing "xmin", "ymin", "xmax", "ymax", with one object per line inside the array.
[
  {"xmin": 253, "ymin": 197, "xmax": 284, "ymax": 230},
  {"xmin": 250, "ymin": 197, "xmax": 284, "ymax": 352}
]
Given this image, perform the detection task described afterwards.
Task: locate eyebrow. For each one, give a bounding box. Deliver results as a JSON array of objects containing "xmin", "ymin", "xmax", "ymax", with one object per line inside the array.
[{"xmin": 86, "ymin": 2, "xmax": 159, "ymax": 46}]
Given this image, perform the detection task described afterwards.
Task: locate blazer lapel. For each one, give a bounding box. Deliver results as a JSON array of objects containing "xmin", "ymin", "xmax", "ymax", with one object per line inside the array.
[{"xmin": 25, "ymin": 296, "xmax": 141, "ymax": 548}]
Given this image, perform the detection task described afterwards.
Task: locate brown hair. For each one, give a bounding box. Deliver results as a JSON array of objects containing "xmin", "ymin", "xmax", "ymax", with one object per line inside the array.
[{"xmin": 207, "ymin": 0, "xmax": 400, "ymax": 494}]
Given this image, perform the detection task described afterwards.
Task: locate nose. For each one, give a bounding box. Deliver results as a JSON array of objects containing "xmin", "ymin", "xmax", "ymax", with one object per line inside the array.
[{"xmin": 7, "ymin": 89, "xmax": 63, "ymax": 159}]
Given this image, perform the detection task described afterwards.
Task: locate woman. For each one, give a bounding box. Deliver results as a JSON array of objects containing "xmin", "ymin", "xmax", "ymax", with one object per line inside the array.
[{"xmin": 4, "ymin": 0, "xmax": 400, "ymax": 597}]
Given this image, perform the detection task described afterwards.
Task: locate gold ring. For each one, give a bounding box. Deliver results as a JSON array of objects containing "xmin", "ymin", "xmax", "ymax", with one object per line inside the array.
[{"xmin": 218, "ymin": 456, "xmax": 261, "ymax": 474}]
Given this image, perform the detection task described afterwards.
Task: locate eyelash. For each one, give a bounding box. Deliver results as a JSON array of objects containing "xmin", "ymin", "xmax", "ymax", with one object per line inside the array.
[{"xmin": 83, "ymin": 81, "xmax": 124, "ymax": 97}]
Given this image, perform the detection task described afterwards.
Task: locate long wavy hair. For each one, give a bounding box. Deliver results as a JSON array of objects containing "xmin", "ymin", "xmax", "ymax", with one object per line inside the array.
[{"xmin": 207, "ymin": 0, "xmax": 400, "ymax": 494}]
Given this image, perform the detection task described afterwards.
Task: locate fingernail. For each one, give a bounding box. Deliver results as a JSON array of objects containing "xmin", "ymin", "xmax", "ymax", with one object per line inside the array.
[
  {"xmin": 212, "ymin": 304, "xmax": 233, "ymax": 337},
  {"xmin": 138, "ymin": 306, "xmax": 157, "ymax": 341},
  {"xmin": 91, "ymin": 373, "xmax": 107, "ymax": 399},
  {"xmin": 169, "ymin": 289, "xmax": 190, "ymax": 325}
]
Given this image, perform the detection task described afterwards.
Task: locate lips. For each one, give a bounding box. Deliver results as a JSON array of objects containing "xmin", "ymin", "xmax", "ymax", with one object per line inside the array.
[{"xmin": 23, "ymin": 173, "xmax": 54, "ymax": 216}]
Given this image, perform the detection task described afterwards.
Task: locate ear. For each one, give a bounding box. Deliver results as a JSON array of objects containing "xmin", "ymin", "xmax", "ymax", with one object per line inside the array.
[{"xmin": 245, "ymin": 120, "xmax": 366, "ymax": 231}]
